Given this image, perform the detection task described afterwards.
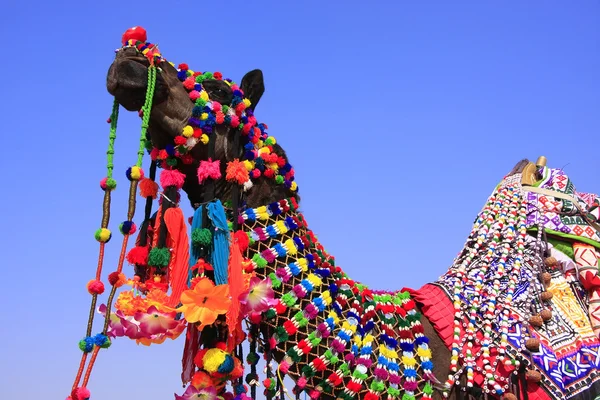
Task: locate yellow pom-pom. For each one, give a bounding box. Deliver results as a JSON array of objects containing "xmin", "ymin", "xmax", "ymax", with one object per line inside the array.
[
  {"xmin": 203, "ymin": 348, "xmax": 227, "ymax": 373},
  {"xmin": 267, "ymin": 136, "xmax": 276, "ymax": 145},
  {"xmin": 200, "ymin": 134, "xmax": 209, "ymax": 144},
  {"xmin": 129, "ymin": 166, "xmax": 143, "ymax": 180},
  {"xmin": 200, "ymin": 91, "xmax": 209, "ymax": 101},
  {"xmin": 268, "ymin": 163, "xmax": 279, "ymax": 172},
  {"xmin": 243, "ymin": 98, "xmax": 252, "ymax": 108},
  {"xmin": 95, "ymin": 228, "xmax": 112, "ymax": 243},
  {"xmin": 200, "ymin": 113, "xmax": 209, "ymax": 121},
  {"xmin": 243, "ymin": 160, "xmax": 255, "ymax": 171},
  {"xmin": 182, "ymin": 126, "xmax": 194, "ymax": 138},
  {"xmin": 259, "ymin": 147, "xmax": 271, "ymax": 155},
  {"xmin": 290, "ymin": 182, "xmax": 298, "ymax": 191}
]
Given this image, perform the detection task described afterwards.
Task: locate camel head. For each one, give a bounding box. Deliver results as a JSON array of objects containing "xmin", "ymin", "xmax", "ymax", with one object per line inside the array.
[{"xmin": 106, "ymin": 27, "xmax": 296, "ymax": 208}]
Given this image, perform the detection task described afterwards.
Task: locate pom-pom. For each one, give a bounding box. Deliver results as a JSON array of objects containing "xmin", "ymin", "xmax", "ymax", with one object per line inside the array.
[
  {"xmin": 234, "ymin": 230, "xmax": 249, "ymax": 252},
  {"xmin": 148, "ymin": 247, "xmax": 171, "ymax": 267},
  {"xmin": 94, "ymin": 228, "xmax": 112, "ymax": 243},
  {"xmin": 182, "ymin": 125, "xmax": 194, "ymax": 138},
  {"xmin": 94, "ymin": 333, "xmax": 112, "ymax": 348},
  {"xmin": 214, "ymin": 72, "xmax": 223, "ymax": 80},
  {"xmin": 87, "ymin": 279, "xmax": 105, "ymax": 295},
  {"xmin": 226, "ymin": 160, "xmax": 249, "ymax": 185},
  {"xmin": 78, "ymin": 337, "xmax": 95, "ymax": 353},
  {"xmin": 108, "ymin": 271, "xmax": 127, "ymax": 287},
  {"xmin": 139, "ymin": 178, "xmax": 159, "ymax": 199},
  {"xmin": 126, "ymin": 166, "xmax": 144, "ymax": 181},
  {"xmin": 197, "ymin": 159, "xmax": 222, "ymax": 184},
  {"xmin": 160, "ymin": 169, "xmax": 186, "ymax": 189},
  {"xmin": 100, "ymin": 177, "xmax": 117, "ymax": 191},
  {"xmin": 191, "ymin": 371, "xmax": 214, "ymax": 389},
  {"xmin": 119, "ymin": 221, "xmax": 137, "ymax": 235},
  {"xmin": 121, "ymin": 26, "xmax": 147, "ymax": 45},
  {"xmin": 74, "ymin": 387, "xmax": 91, "ymax": 400},
  {"xmin": 200, "ymin": 134, "xmax": 210, "ymax": 144},
  {"xmin": 127, "ymin": 245, "xmax": 149, "ymax": 266},
  {"xmin": 192, "ymin": 228, "xmax": 213, "ymax": 247}
]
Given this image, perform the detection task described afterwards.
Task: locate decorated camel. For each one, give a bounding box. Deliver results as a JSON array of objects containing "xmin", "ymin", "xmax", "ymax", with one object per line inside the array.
[{"xmin": 67, "ymin": 27, "xmax": 600, "ymax": 400}]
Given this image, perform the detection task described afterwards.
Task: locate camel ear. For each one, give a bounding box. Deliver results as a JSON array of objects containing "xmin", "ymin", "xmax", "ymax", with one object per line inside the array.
[{"xmin": 240, "ymin": 69, "xmax": 265, "ymax": 111}]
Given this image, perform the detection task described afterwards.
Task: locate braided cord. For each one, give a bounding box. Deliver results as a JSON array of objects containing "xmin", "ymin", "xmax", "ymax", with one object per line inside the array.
[
  {"xmin": 137, "ymin": 66, "xmax": 156, "ymax": 167},
  {"xmin": 71, "ymin": 66, "xmax": 159, "ymax": 397}
]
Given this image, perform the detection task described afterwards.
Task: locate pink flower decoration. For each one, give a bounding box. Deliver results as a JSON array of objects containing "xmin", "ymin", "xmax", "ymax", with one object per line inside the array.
[
  {"xmin": 197, "ymin": 159, "xmax": 222, "ymax": 184},
  {"xmin": 175, "ymin": 384, "xmax": 219, "ymax": 400},
  {"xmin": 239, "ymin": 276, "xmax": 277, "ymax": 315},
  {"xmin": 134, "ymin": 305, "xmax": 179, "ymax": 336}
]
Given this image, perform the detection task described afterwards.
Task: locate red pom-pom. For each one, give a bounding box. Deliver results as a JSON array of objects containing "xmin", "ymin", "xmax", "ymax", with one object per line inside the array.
[
  {"xmin": 121, "ymin": 26, "xmax": 147, "ymax": 45},
  {"xmin": 108, "ymin": 272, "xmax": 120, "ymax": 286},
  {"xmin": 234, "ymin": 231, "xmax": 249, "ymax": 252},
  {"xmin": 139, "ymin": 178, "xmax": 159, "ymax": 199},
  {"xmin": 214, "ymin": 72, "xmax": 223, "ymax": 80},
  {"xmin": 74, "ymin": 387, "xmax": 91, "ymax": 400},
  {"xmin": 127, "ymin": 245, "xmax": 149, "ymax": 266},
  {"xmin": 87, "ymin": 280, "xmax": 105, "ymax": 295},
  {"xmin": 264, "ymin": 169, "xmax": 275, "ymax": 179},
  {"xmin": 174, "ymin": 136, "xmax": 187, "ymax": 145},
  {"xmin": 183, "ymin": 77, "xmax": 196, "ymax": 90},
  {"xmin": 178, "ymin": 63, "xmax": 189, "ymax": 70}
]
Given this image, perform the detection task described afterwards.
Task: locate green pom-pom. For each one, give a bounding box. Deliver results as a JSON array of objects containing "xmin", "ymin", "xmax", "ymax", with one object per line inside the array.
[
  {"xmin": 275, "ymin": 326, "xmax": 288, "ymax": 342},
  {"xmin": 388, "ymin": 388, "xmax": 401, "ymax": 397},
  {"xmin": 301, "ymin": 365, "xmax": 315, "ymax": 378},
  {"xmin": 148, "ymin": 247, "xmax": 171, "ymax": 267},
  {"xmin": 227, "ymin": 221, "xmax": 233, "ymax": 231},
  {"xmin": 166, "ymin": 157, "xmax": 178, "ymax": 167},
  {"xmin": 275, "ymin": 175, "xmax": 284, "ymax": 184},
  {"xmin": 196, "ymin": 98, "xmax": 207, "ymax": 107},
  {"xmin": 94, "ymin": 228, "xmax": 112, "ymax": 243},
  {"xmin": 370, "ymin": 380, "xmax": 385, "ymax": 392},
  {"xmin": 265, "ymin": 137, "xmax": 275, "ymax": 146},
  {"xmin": 104, "ymin": 178, "xmax": 117, "ymax": 190},
  {"xmin": 265, "ymin": 309, "xmax": 277, "ymax": 320},
  {"xmin": 192, "ymin": 228, "xmax": 212, "ymax": 247},
  {"xmin": 268, "ymin": 273, "xmax": 281, "ymax": 289},
  {"xmin": 423, "ymin": 383, "xmax": 434, "ymax": 395},
  {"xmin": 78, "ymin": 337, "xmax": 95, "ymax": 353},
  {"xmin": 252, "ymin": 254, "xmax": 267, "ymax": 268},
  {"xmin": 246, "ymin": 352, "xmax": 260, "ymax": 365}
]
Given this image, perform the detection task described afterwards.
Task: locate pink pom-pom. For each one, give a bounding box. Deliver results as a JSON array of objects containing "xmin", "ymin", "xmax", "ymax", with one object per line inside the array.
[
  {"xmin": 297, "ymin": 377, "xmax": 307, "ymax": 388},
  {"xmin": 212, "ymin": 102, "xmax": 222, "ymax": 112},
  {"xmin": 189, "ymin": 90, "xmax": 200, "ymax": 101},
  {"xmin": 230, "ymin": 115, "xmax": 239, "ymax": 127},
  {"xmin": 309, "ymin": 390, "xmax": 321, "ymax": 400},
  {"xmin": 279, "ymin": 360, "xmax": 290, "ymax": 374},
  {"xmin": 75, "ymin": 387, "xmax": 90, "ymax": 400},
  {"xmin": 87, "ymin": 279, "xmax": 105, "ymax": 295},
  {"xmin": 197, "ymin": 159, "xmax": 222, "ymax": 184},
  {"xmin": 160, "ymin": 169, "xmax": 186, "ymax": 189}
]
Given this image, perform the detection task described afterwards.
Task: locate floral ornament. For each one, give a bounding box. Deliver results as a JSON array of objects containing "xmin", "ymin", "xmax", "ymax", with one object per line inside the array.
[
  {"xmin": 175, "ymin": 385, "xmax": 222, "ymax": 400},
  {"xmin": 98, "ymin": 304, "xmax": 186, "ymax": 345},
  {"xmin": 239, "ymin": 276, "xmax": 277, "ymax": 315},
  {"xmin": 178, "ymin": 278, "xmax": 231, "ymax": 330}
]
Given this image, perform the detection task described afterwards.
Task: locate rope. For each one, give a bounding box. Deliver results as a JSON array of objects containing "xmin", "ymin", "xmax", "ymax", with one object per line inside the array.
[{"xmin": 71, "ymin": 65, "xmax": 158, "ymax": 396}]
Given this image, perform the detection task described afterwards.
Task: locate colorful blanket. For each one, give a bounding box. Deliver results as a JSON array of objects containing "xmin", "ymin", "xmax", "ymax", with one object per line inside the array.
[{"xmin": 414, "ymin": 165, "xmax": 600, "ymax": 400}]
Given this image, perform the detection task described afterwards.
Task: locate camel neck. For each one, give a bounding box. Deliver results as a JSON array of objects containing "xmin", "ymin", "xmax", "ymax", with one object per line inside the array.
[{"xmin": 235, "ymin": 197, "xmax": 436, "ymax": 400}]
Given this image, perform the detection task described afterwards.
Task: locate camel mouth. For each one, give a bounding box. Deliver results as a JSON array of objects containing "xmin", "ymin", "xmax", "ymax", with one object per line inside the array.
[{"xmin": 107, "ymin": 55, "xmax": 168, "ymax": 111}]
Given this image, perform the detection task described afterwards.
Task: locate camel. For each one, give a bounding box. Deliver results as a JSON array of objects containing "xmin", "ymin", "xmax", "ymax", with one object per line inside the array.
[{"xmin": 69, "ymin": 27, "xmax": 600, "ymax": 400}]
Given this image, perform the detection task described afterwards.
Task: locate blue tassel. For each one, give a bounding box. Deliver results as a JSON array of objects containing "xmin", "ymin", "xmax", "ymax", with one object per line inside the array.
[{"xmin": 208, "ymin": 200, "xmax": 230, "ymax": 285}]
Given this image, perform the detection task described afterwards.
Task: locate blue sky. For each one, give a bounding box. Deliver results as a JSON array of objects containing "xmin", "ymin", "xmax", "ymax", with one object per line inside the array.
[{"xmin": 0, "ymin": 1, "xmax": 598, "ymax": 399}]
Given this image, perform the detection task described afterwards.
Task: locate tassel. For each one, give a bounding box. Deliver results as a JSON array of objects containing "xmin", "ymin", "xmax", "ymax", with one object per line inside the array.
[
  {"xmin": 207, "ymin": 200, "xmax": 229, "ymax": 285},
  {"xmin": 164, "ymin": 207, "xmax": 190, "ymax": 307},
  {"xmin": 226, "ymin": 236, "xmax": 249, "ymax": 352}
]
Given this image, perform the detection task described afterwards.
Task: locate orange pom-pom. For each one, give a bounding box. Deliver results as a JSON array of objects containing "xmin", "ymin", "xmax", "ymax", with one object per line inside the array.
[
  {"xmin": 191, "ymin": 371, "xmax": 214, "ymax": 389},
  {"xmin": 139, "ymin": 178, "xmax": 159, "ymax": 199},
  {"xmin": 225, "ymin": 159, "xmax": 249, "ymax": 185}
]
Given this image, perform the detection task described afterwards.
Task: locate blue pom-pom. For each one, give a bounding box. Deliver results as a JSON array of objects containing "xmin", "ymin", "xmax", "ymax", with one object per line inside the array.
[
  {"xmin": 94, "ymin": 333, "xmax": 111, "ymax": 348},
  {"xmin": 120, "ymin": 221, "xmax": 135, "ymax": 235},
  {"xmin": 194, "ymin": 84, "xmax": 202, "ymax": 91},
  {"xmin": 245, "ymin": 151, "xmax": 255, "ymax": 161},
  {"xmin": 217, "ymin": 355, "xmax": 235, "ymax": 374},
  {"xmin": 415, "ymin": 336, "xmax": 429, "ymax": 345},
  {"xmin": 400, "ymin": 342, "xmax": 414, "ymax": 352},
  {"xmin": 79, "ymin": 336, "xmax": 95, "ymax": 353},
  {"xmin": 177, "ymin": 70, "xmax": 188, "ymax": 81},
  {"xmin": 192, "ymin": 106, "xmax": 203, "ymax": 117},
  {"xmin": 165, "ymin": 144, "xmax": 175, "ymax": 156},
  {"xmin": 363, "ymin": 320, "xmax": 375, "ymax": 332},
  {"xmin": 329, "ymin": 283, "xmax": 338, "ymax": 296},
  {"xmin": 422, "ymin": 360, "xmax": 434, "ymax": 370}
]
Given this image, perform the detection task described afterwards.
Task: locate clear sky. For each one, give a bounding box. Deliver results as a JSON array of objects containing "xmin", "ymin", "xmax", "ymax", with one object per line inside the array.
[{"xmin": 0, "ymin": 1, "xmax": 598, "ymax": 399}]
